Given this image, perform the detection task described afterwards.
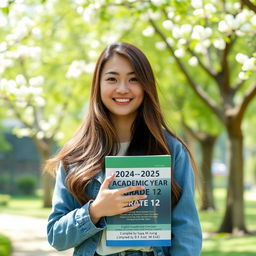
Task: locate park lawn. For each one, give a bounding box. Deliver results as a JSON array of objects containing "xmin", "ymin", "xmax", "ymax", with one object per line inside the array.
[
  {"xmin": 200, "ymin": 188, "xmax": 256, "ymax": 256},
  {"xmin": 0, "ymin": 188, "xmax": 255, "ymax": 255},
  {"xmin": 0, "ymin": 195, "xmax": 51, "ymax": 218}
]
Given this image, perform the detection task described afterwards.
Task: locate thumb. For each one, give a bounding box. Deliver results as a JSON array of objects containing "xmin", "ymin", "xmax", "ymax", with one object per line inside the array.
[{"xmin": 101, "ymin": 173, "xmax": 116, "ymax": 190}]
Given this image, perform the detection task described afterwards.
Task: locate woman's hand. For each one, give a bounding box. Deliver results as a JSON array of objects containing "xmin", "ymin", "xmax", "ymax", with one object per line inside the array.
[{"xmin": 89, "ymin": 173, "xmax": 147, "ymax": 224}]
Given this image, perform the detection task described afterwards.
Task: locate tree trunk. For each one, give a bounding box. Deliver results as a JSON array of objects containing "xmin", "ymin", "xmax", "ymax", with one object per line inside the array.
[
  {"xmin": 199, "ymin": 135, "xmax": 216, "ymax": 210},
  {"xmin": 33, "ymin": 137, "xmax": 55, "ymax": 208},
  {"xmin": 218, "ymin": 124, "xmax": 247, "ymax": 233},
  {"xmin": 41, "ymin": 149, "xmax": 55, "ymax": 208}
]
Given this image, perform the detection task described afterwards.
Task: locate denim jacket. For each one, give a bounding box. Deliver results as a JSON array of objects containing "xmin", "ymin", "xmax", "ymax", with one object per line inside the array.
[{"xmin": 47, "ymin": 133, "xmax": 202, "ymax": 256}]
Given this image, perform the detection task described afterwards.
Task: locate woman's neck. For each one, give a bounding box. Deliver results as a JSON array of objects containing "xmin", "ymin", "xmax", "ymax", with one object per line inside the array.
[{"xmin": 111, "ymin": 115, "xmax": 135, "ymax": 142}]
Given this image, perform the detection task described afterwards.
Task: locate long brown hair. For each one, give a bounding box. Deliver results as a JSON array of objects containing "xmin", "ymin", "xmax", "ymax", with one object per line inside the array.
[{"xmin": 45, "ymin": 42, "xmax": 196, "ymax": 206}]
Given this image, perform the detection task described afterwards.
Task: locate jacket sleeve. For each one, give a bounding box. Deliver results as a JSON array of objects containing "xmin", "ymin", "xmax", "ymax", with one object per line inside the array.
[
  {"xmin": 47, "ymin": 163, "xmax": 106, "ymax": 251},
  {"xmin": 169, "ymin": 142, "xmax": 202, "ymax": 256}
]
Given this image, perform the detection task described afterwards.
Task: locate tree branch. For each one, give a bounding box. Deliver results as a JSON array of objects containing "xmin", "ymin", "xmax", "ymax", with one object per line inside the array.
[
  {"xmin": 149, "ymin": 19, "xmax": 223, "ymax": 121},
  {"xmin": 218, "ymin": 36, "xmax": 236, "ymax": 91},
  {"xmin": 187, "ymin": 48, "xmax": 217, "ymax": 79},
  {"xmin": 2, "ymin": 97, "xmax": 33, "ymax": 129},
  {"xmin": 233, "ymin": 79, "xmax": 246, "ymax": 93},
  {"xmin": 241, "ymin": 0, "xmax": 256, "ymax": 13},
  {"xmin": 237, "ymin": 82, "xmax": 256, "ymax": 122}
]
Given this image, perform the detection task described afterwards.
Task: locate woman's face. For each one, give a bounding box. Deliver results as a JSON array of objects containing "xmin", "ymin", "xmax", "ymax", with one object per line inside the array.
[{"xmin": 100, "ymin": 54, "xmax": 144, "ymax": 123}]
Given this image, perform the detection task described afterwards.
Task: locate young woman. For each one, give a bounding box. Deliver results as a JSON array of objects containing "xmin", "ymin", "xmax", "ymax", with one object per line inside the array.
[{"xmin": 46, "ymin": 42, "xmax": 202, "ymax": 256}]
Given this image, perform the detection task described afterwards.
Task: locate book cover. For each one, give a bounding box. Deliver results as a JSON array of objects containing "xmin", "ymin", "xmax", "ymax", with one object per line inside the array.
[{"xmin": 105, "ymin": 155, "xmax": 171, "ymax": 247}]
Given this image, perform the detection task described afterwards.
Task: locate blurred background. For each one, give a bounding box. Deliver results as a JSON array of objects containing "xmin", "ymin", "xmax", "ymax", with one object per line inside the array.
[{"xmin": 0, "ymin": 0, "xmax": 255, "ymax": 255}]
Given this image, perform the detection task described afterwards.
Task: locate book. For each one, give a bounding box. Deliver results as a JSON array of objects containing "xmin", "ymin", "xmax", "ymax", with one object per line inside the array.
[{"xmin": 105, "ymin": 155, "xmax": 171, "ymax": 247}]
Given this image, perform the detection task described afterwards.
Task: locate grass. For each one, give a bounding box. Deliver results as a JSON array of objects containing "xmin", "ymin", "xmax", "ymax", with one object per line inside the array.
[
  {"xmin": 0, "ymin": 234, "xmax": 12, "ymax": 256},
  {"xmin": 0, "ymin": 194, "xmax": 51, "ymax": 218},
  {"xmin": 200, "ymin": 188, "xmax": 256, "ymax": 256},
  {"xmin": 0, "ymin": 188, "xmax": 255, "ymax": 255}
]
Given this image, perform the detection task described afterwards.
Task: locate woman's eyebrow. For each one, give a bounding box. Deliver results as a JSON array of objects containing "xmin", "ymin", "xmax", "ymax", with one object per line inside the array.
[{"xmin": 104, "ymin": 71, "xmax": 135, "ymax": 75}]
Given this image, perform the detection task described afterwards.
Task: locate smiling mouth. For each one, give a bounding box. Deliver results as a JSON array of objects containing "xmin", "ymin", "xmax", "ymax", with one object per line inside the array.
[{"xmin": 113, "ymin": 98, "xmax": 132, "ymax": 103}]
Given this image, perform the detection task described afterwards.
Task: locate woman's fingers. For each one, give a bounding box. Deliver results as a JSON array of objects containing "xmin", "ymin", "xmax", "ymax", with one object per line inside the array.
[
  {"xmin": 121, "ymin": 194, "xmax": 147, "ymax": 203},
  {"xmin": 119, "ymin": 203, "xmax": 141, "ymax": 213},
  {"xmin": 101, "ymin": 173, "xmax": 116, "ymax": 190},
  {"xmin": 117, "ymin": 185, "xmax": 145, "ymax": 195}
]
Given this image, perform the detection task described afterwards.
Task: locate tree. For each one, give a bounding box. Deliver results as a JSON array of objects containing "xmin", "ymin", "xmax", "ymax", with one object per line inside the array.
[{"xmin": 0, "ymin": 0, "xmax": 127, "ymax": 206}]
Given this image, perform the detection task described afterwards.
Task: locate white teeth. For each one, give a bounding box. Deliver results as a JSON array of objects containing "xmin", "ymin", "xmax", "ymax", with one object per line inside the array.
[{"xmin": 115, "ymin": 99, "xmax": 130, "ymax": 102}]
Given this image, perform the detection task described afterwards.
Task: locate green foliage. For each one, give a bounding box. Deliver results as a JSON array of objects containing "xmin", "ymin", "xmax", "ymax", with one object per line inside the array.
[
  {"xmin": 0, "ymin": 234, "xmax": 12, "ymax": 256},
  {"xmin": 0, "ymin": 174, "xmax": 11, "ymax": 194},
  {"xmin": 0, "ymin": 194, "xmax": 10, "ymax": 206},
  {"xmin": 15, "ymin": 175, "xmax": 37, "ymax": 195}
]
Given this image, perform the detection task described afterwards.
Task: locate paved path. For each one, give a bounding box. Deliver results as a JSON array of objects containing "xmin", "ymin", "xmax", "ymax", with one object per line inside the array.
[{"xmin": 0, "ymin": 214, "xmax": 73, "ymax": 256}]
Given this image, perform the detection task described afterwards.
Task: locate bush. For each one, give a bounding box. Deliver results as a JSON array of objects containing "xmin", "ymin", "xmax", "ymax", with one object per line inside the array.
[
  {"xmin": 0, "ymin": 174, "xmax": 11, "ymax": 194},
  {"xmin": 0, "ymin": 194, "xmax": 10, "ymax": 206},
  {"xmin": 15, "ymin": 175, "xmax": 37, "ymax": 195},
  {"xmin": 0, "ymin": 234, "xmax": 12, "ymax": 256}
]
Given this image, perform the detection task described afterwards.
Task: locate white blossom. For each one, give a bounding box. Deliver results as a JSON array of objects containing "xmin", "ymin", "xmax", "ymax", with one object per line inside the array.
[
  {"xmin": 218, "ymin": 14, "xmax": 241, "ymax": 34},
  {"xmin": 84, "ymin": 63, "xmax": 95, "ymax": 73},
  {"xmin": 238, "ymin": 72, "xmax": 249, "ymax": 80},
  {"xmin": 91, "ymin": 40, "xmax": 100, "ymax": 49},
  {"xmin": 193, "ymin": 9, "xmax": 204, "ymax": 17},
  {"xmin": 0, "ymin": 0, "xmax": 9, "ymax": 8},
  {"xmin": 178, "ymin": 39, "xmax": 187, "ymax": 46},
  {"xmin": 55, "ymin": 132, "xmax": 64, "ymax": 140},
  {"xmin": 74, "ymin": 0, "xmax": 86, "ymax": 4},
  {"xmin": 191, "ymin": 0, "xmax": 203, "ymax": 9},
  {"xmin": 188, "ymin": 56, "xmax": 198, "ymax": 66},
  {"xmin": 147, "ymin": 10, "xmax": 161, "ymax": 20},
  {"xmin": 191, "ymin": 25, "xmax": 212, "ymax": 40},
  {"xmin": 24, "ymin": 106, "xmax": 34, "ymax": 117},
  {"xmin": 82, "ymin": 6, "xmax": 97, "ymax": 24},
  {"xmin": 167, "ymin": 8, "xmax": 175, "ymax": 19},
  {"xmin": 162, "ymin": 20, "xmax": 173, "ymax": 30},
  {"xmin": 48, "ymin": 115, "xmax": 57, "ymax": 126},
  {"xmin": 15, "ymin": 101, "xmax": 27, "ymax": 108},
  {"xmin": 14, "ymin": 128, "xmax": 33, "ymax": 138},
  {"xmin": 66, "ymin": 60, "xmax": 87, "ymax": 79},
  {"xmin": 151, "ymin": 0, "xmax": 166, "ymax": 6},
  {"xmin": 194, "ymin": 42, "xmax": 207, "ymax": 54},
  {"xmin": 180, "ymin": 24, "xmax": 192, "ymax": 37},
  {"xmin": 236, "ymin": 53, "xmax": 249, "ymax": 64},
  {"xmin": 174, "ymin": 15, "xmax": 181, "ymax": 22},
  {"xmin": 16, "ymin": 45, "xmax": 41, "ymax": 59},
  {"xmin": 166, "ymin": 37, "xmax": 174, "ymax": 46},
  {"xmin": 155, "ymin": 42, "xmax": 166, "ymax": 51},
  {"xmin": 142, "ymin": 26, "xmax": 154, "ymax": 37},
  {"xmin": 236, "ymin": 10, "xmax": 251, "ymax": 25},
  {"xmin": 174, "ymin": 48, "xmax": 185, "ymax": 58},
  {"xmin": 0, "ymin": 14, "xmax": 7, "ymax": 27},
  {"xmin": 242, "ymin": 57, "xmax": 256, "ymax": 71},
  {"xmin": 36, "ymin": 131, "xmax": 44, "ymax": 139},
  {"xmin": 39, "ymin": 120, "xmax": 51, "ymax": 131},
  {"xmin": 29, "ymin": 76, "xmax": 44, "ymax": 87},
  {"xmin": 213, "ymin": 38, "xmax": 226, "ymax": 50},
  {"xmin": 32, "ymin": 27, "xmax": 42, "ymax": 40},
  {"xmin": 251, "ymin": 15, "xmax": 256, "ymax": 26},
  {"xmin": 88, "ymin": 50, "xmax": 97, "ymax": 59},
  {"xmin": 0, "ymin": 42, "xmax": 7, "ymax": 52},
  {"xmin": 16, "ymin": 74, "xmax": 27, "ymax": 86},
  {"xmin": 33, "ymin": 96, "xmax": 45, "ymax": 106},
  {"xmin": 205, "ymin": 4, "xmax": 216, "ymax": 14},
  {"xmin": 172, "ymin": 26, "xmax": 182, "ymax": 39}
]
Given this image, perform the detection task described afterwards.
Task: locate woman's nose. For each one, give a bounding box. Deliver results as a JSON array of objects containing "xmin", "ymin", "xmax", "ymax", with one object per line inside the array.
[{"xmin": 116, "ymin": 81, "xmax": 129, "ymax": 93}]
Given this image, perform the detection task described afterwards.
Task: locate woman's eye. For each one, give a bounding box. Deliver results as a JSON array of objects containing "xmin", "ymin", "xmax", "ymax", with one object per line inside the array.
[
  {"xmin": 106, "ymin": 77, "xmax": 116, "ymax": 82},
  {"xmin": 130, "ymin": 77, "xmax": 138, "ymax": 82}
]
